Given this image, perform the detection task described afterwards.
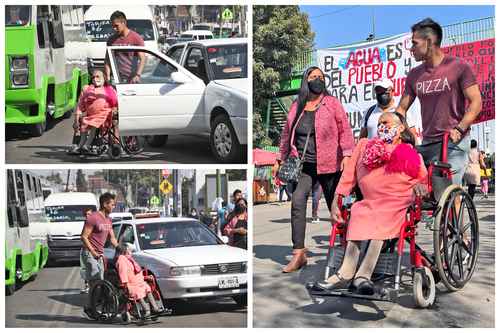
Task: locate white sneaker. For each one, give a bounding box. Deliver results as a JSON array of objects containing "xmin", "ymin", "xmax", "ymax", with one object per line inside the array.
[{"xmin": 311, "ymin": 217, "xmax": 320, "ymax": 224}]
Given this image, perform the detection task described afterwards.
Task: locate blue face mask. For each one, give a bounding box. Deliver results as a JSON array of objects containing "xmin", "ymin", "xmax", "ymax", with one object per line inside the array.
[{"xmin": 377, "ymin": 124, "xmax": 398, "ymax": 144}]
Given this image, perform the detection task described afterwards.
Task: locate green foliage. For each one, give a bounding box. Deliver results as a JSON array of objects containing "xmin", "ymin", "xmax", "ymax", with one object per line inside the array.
[
  {"xmin": 226, "ymin": 169, "xmax": 246, "ymax": 181},
  {"xmin": 253, "ymin": 6, "xmax": 314, "ymax": 147},
  {"xmin": 46, "ymin": 172, "xmax": 63, "ymax": 185}
]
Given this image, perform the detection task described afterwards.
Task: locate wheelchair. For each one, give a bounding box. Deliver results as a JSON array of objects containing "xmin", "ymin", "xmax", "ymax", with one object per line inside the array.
[
  {"xmin": 77, "ymin": 113, "xmax": 144, "ymax": 160},
  {"xmin": 307, "ymin": 132, "xmax": 479, "ymax": 308},
  {"xmin": 88, "ymin": 260, "xmax": 167, "ymax": 325}
]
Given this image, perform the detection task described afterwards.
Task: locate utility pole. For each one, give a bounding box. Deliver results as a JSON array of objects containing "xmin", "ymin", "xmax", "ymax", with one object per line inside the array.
[{"xmin": 65, "ymin": 170, "xmax": 70, "ymax": 192}]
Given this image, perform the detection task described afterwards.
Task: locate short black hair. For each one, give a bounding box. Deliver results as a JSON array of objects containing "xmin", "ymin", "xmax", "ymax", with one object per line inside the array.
[
  {"xmin": 110, "ymin": 10, "xmax": 126, "ymax": 22},
  {"xmin": 99, "ymin": 192, "xmax": 116, "ymax": 209},
  {"xmin": 471, "ymin": 139, "xmax": 478, "ymax": 148},
  {"xmin": 233, "ymin": 189, "xmax": 242, "ymax": 198},
  {"xmin": 411, "ymin": 18, "xmax": 443, "ymax": 47}
]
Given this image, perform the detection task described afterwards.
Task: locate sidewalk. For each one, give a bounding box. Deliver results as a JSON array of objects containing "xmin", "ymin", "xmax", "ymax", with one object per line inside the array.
[{"xmin": 253, "ymin": 195, "xmax": 495, "ymax": 328}]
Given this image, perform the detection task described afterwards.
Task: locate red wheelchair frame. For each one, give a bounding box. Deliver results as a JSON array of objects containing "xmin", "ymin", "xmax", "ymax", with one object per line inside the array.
[{"xmin": 310, "ymin": 133, "xmax": 479, "ymax": 307}]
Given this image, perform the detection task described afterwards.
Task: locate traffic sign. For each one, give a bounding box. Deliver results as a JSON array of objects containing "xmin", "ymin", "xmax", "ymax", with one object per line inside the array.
[
  {"xmin": 160, "ymin": 179, "xmax": 173, "ymax": 194},
  {"xmin": 149, "ymin": 195, "xmax": 160, "ymax": 206},
  {"xmin": 221, "ymin": 8, "xmax": 233, "ymax": 21}
]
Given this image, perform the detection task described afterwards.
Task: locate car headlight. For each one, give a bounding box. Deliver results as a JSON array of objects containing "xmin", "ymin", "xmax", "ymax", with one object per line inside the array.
[
  {"xmin": 10, "ymin": 56, "xmax": 29, "ymax": 88},
  {"xmin": 241, "ymin": 262, "xmax": 247, "ymax": 273},
  {"xmin": 170, "ymin": 265, "xmax": 202, "ymax": 276}
]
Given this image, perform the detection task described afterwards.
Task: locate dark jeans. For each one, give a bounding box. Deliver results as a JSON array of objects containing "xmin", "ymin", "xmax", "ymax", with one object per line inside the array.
[{"xmin": 291, "ymin": 162, "xmax": 342, "ymax": 249}]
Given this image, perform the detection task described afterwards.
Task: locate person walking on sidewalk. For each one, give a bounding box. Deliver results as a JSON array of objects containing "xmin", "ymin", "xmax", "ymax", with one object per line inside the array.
[
  {"xmin": 464, "ymin": 139, "xmax": 484, "ymax": 200},
  {"xmin": 480, "ymin": 150, "xmax": 490, "ymax": 198},
  {"xmin": 278, "ymin": 66, "xmax": 355, "ymax": 273}
]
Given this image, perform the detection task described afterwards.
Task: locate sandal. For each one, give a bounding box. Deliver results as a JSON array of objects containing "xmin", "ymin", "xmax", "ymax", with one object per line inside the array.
[
  {"xmin": 314, "ymin": 272, "xmax": 352, "ymax": 291},
  {"xmin": 353, "ymin": 276, "xmax": 375, "ymax": 295}
]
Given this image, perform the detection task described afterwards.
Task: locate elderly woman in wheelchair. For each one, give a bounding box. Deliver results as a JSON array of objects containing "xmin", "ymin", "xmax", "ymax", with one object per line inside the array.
[{"xmin": 314, "ymin": 112, "xmax": 428, "ymax": 295}]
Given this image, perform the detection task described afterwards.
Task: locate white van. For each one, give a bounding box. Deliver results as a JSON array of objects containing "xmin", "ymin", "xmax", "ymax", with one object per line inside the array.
[
  {"xmin": 44, "ymin": 192, "xmax": 98, "ymax": 262},
  {"xmin": 180, "ymin": 30, "xmax": 213, "ymax": 40},
  {"xmin": 84, "ymin": 5, "xmax": 159, "ymax": 72}
]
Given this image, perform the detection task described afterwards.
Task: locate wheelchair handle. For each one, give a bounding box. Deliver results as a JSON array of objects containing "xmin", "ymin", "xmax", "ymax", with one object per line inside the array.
[{"xmin": 441, "ymin": 132, "xmax": 450, "ymax": 165}]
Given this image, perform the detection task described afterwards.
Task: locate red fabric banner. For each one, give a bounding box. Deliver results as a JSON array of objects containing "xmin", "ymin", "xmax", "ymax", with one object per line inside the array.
[{"xmin": 442, "ymin": 38, "xmax": 495, "ymax": 123}]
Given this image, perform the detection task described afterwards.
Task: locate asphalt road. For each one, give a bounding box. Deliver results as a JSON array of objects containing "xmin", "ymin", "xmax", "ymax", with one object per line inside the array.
[
  {"xmin": 5, "ymin": 262, "xmax": 247, "ymax": 328},
  {"xmin": 253, "ymin": 194, "xmax": 495, "ymax": 328},
  {"xmin": 5, "ymin": 115, "xmax": 246, "ymax": 164}
]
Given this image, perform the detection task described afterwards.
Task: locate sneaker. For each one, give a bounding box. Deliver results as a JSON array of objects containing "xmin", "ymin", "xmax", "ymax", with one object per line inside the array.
[
  {"xmin": 80, "ymin": 286, "xmax": 89, "ymax": 294},
  {"xmin": 311, "ymin": 216, "xmax": 320, "ymax": 224}
]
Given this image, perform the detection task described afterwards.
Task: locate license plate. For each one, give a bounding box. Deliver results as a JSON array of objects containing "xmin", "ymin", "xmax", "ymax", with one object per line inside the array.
[{"xmin": 218, "ymin": 276, "xmax": 239, "ymax": 289}]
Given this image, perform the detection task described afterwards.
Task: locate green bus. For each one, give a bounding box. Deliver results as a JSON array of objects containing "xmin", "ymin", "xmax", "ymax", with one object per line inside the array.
[
  {"xmin": 5, "ymin": 5, "xmax": 89, "ymax": 137},
  {"xmin": 6, "ymin": 170, "xmax": 49, "ymax": 295}
]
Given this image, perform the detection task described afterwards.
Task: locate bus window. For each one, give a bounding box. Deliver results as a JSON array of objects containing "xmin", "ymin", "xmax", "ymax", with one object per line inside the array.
[
  {"xmin": 37, "ymin": 6, "xmax": 50, "ymax": 49},
  {"xmin": 15, "ymin": 171, "xmax": 26, "ymax": 206},
  {"xmin": 5, "ymin": 6, "xmax": 30, "ymax": 26},
  {"xmin": 49, "ymin": 6, "xmax": 65, "ymax": 49}
]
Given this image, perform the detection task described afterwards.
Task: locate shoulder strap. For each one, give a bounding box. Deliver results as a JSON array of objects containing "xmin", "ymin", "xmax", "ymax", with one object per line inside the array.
[{"xmin": 364, "ymin": 104, "xmax": 377, "ymax": 128}]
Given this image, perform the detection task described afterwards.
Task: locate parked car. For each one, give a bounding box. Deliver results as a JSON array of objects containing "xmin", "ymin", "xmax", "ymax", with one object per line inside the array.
[
  {"xmin": 180, "ymin": 29, "xmax": 213, "ymax": 40},
  {"xmin": 109, "ymin": 212, "xmax": 134, "ymax": 223},
  {"xmin": 103, "ymin": 218, "xmax": 247, "ymax": 306},
  {"xmin": 106, "ymin": 38, "xmax": 248, "ymax": 162}
]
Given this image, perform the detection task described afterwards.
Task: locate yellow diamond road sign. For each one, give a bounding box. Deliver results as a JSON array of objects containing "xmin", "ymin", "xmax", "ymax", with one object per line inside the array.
[
  {"xmin": 160, "ymin": 179, "xmax": 173, "ymax": 194},
  {"xmin": 222, "ymin": 8, "xmax": 233, "ymax": 21}
]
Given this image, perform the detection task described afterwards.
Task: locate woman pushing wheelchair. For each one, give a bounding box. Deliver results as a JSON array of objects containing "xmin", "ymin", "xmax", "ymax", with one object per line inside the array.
[{"xmin": 314, "ymin": 112, "xmax": 428, "ymax": 295}]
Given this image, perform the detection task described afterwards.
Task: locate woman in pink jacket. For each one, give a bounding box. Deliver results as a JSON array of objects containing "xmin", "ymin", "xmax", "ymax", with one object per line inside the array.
[
  {"xmin": 279, "ymin": 66, "xmax": 355, "ymax": 273},
  {"xmin": 314, "ymin": 112, "xmax": 428, "ymax": 295}
]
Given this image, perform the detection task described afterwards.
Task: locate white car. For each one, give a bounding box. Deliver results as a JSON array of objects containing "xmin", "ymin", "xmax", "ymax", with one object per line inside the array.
[
  {"xmin": 106, "ymin": 38, "xmax": 248, "ymax": 163},
  {"xmin": 109, "ymin": 212, "xmax": 134, "ymax": 223},
  {"xmin": 103, "ymin": 217, "xmax": 247, "ymax": 306}
]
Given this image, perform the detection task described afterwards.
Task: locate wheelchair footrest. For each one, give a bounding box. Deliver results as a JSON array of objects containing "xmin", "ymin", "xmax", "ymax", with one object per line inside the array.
[
  {"xmin": 328, "ymin": 246, "xmax": 399, "ymax": 277},
  {"xmin": 307, "ymin": 283, "xmax": 399, "ymax": 302}
]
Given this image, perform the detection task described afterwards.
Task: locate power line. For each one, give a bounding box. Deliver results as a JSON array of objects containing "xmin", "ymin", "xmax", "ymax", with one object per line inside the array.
[{"xmin": 309, "ymin": 6, "xmax": 360, "ymax": 20}]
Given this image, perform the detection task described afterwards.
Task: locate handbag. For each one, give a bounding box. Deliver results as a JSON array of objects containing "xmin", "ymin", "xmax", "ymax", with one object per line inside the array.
[{"xmin": 277, "ymin": 126, "xmax": 313, "ymax": 184}]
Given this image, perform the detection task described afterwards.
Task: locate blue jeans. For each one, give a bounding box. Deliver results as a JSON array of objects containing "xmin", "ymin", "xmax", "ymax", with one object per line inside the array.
[{"xmin": 417, "ymin": 135, "xmax": 470, "ymax": 185}]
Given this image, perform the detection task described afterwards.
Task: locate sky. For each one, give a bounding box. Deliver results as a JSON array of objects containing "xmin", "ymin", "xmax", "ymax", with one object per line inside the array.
[{"xmin": 299, "ymin": 5, "xmax": 495, "ymax": 49}]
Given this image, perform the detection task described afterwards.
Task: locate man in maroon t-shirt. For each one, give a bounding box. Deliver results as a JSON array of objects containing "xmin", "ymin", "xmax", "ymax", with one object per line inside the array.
[
  {"xmin": 396, "ymin": 18, "xmax": 482, "ymax": 185},
  {"xmin": 80, "ymin": 192, "xmax": 119, "ymax": 319},
  {"xmin": 104, "ymin": 11, "xmax": 145, "ymax": 84}
]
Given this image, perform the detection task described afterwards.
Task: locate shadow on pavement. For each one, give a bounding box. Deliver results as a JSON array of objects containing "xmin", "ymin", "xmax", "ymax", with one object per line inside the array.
[{"xmin": 15, "ymin": 314, "xmax": 101, "ymax": 325}]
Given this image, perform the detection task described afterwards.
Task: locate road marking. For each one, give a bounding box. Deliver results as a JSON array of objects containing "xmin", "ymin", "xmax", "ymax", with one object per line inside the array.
[{"xmin": 46, "ymin": 266, "xmax": 78, "ymax": 328}]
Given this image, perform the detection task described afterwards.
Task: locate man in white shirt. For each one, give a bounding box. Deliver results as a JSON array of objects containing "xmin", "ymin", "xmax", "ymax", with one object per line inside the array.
[{"xmin": 360, "ymin": 78, "xmax": 399, "ymax": 139}]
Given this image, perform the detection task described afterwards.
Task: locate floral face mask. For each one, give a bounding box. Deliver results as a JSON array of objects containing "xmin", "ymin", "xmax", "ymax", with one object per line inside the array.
[{"xmin": 377, "ymin": 123, "xmax": 399, "ymax": 144}]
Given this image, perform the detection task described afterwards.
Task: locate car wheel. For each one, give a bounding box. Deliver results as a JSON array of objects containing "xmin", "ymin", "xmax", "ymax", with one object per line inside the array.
[
  {"xmin": 146, "ymin": 135, "xmax": 168, "ymax": 147},
  {"xmin": 210, "ymin": 114, "xmax": 240, "ymax": 163},
  {"xmin": 232, "ymin": 294, "xmax": 247, "ymax": 307}
]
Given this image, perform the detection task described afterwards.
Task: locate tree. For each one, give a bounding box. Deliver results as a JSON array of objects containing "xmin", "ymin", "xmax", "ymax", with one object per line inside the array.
[
  {"xmin": 253, "ymin": 6, "xmax": 314, "ymax": 147},
  {"xmin": 75, "ymin": 169, "xmax": 88, "ymax": 192},
  {"xmin": 46, "ymin": 172, "xmax": 63, "ymax": 185},
  {"xmin": 226, "ymin": 169, "xmax": 246, "ymax": 181}
]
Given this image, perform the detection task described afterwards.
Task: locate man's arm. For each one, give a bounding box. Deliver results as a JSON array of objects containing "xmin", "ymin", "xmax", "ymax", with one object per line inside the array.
[
  {"xmin": 395, "ymin": 93, "xmax": 416, "ymax": 118},
  {"xmin": 458, "ymin": 84, "xmax": 482, "ymax": 131},
  {"xmin": 130, "ymin": 51, "xmax": 146, "ymax": 84},
  {"xmin": 81, "ymin": 224, "xmax": 99, "ymax": 259},
  {"xmin": 108, "ymin": 228, "xmax": 119, "ymax": 248}
]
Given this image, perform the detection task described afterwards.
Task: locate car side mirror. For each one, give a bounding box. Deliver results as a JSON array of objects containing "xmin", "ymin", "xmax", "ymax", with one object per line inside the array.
[
  {"xmin": 171, "ymin": 71, "xmax": 190, "ymax": 84},
  {"xmin": 221, "ymin": 236, "xmax": 229, "ymax": 244},
  {"xmin": 125, "ymin": 242, "xmax": 137, "ymax": 252}
]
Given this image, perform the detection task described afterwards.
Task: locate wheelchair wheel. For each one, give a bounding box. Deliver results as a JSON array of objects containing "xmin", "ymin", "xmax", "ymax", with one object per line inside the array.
[
  {"xmin": 90, "ymin": 280, "xmax": 120, "ymax": 322},
  {"xmin": 122, "ymin": 136, "xmax": 144, "ymax": 155},
  {"xmin": 108, "ymin": 143, "xmax": 122, "ymax": 159},
  {"xmin": 433, "ymin": 184, "xmax": 479, "ymax": 291},
  {"xmin": 413, "ymin": 267, "xmax": 436, "ymax": 308}
]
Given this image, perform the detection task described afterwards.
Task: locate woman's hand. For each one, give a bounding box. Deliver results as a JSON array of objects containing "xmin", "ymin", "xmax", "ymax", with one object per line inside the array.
[
  {"xmin": 340, "ymin": 156, "xmax": 350, "ymax": 171},
  {"xmin": 330, "ymin": 200, "xmax": 344, "ymax": 224},
  {"xmin": 413, "ymin": 183, "xmax": 428, "ymax": 198}
]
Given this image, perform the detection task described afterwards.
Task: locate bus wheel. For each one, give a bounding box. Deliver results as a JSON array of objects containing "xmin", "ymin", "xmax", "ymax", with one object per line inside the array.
[
  {"xmin": 5, "ymin": 282, "xmax": 16, "ymax": 296},
  {"xmin": 31, "ymin": 121, "xmax": 46, "ymax": 137}
]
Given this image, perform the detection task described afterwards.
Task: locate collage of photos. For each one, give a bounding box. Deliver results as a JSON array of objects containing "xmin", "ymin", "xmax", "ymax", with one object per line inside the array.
[{"xmin": 3, "ymin": 2, "xmax": 496, "ymax": 330}]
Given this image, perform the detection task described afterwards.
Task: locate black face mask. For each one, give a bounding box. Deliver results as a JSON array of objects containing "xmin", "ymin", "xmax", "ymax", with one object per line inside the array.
[
  {"xmin": 376, "ymin": 93, "xmax": 392, "ymax": 107},
  {"xmin": 308, "ymin": 78, "xmax": 325, "ymax": 95}
]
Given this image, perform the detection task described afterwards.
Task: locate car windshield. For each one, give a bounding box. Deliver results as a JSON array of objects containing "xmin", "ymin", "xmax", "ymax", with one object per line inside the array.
[
  {"xmin": 85, "ymin": 19, "xmax": 155, "ymax": 42},
  {"xmin": 5, "ymin": 5, "xmax": 31, "ymax": 26},
  {"xmin": 137, "ymin": 221, "xmax": 221, "ymax": 250},
  {"xmin": 207, "ymin": 44, "xmax": 247, "ymax": 80},
  {"xmin": 45, "ymin": 205, "xmax": 96, "ymax": 222}
]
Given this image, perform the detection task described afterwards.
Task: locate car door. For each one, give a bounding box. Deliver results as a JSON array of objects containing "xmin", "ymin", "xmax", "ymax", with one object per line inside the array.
[{"xmin": 107, "ymin": 46, "xmax": 206, "ymax": 136}]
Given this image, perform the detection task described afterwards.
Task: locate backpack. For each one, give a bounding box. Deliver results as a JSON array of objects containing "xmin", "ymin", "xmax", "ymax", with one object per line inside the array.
[{"xmin": 363, "ymin": 104, "xmax": 378, "ymax": 128}]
